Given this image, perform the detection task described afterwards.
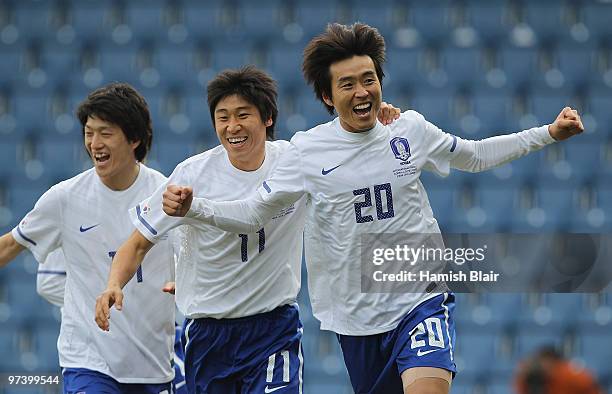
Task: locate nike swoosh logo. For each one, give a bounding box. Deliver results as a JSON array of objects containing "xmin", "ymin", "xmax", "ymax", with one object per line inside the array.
[
  {"xmin": 416, "ymin": 348, "xmax": 441, "ymax": 357},
  {"xmin": 321, "ymin": 164, "xmax": 341, "ymax": 175},
  {"xmin": 264, "ymin": 385, "xmax": 288, "ymax": 393},
  {"xmin": 79, "ymin": 224, "xmax": 100, "ymax": 233}
]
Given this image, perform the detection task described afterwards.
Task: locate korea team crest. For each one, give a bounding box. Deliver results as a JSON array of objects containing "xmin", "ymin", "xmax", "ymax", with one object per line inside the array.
[
  {"xmin": 390, "ymin": 136, "xmax": 417, "ymax": 178},
  {"xmin": 390, "ymin": 137, "xmax": 411, "ymax": 163}
]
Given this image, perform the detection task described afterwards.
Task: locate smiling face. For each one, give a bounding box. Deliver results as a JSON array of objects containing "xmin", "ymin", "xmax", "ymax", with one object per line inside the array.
[
  {"xmin": 214, "ymin": 94, "xmax": 271, "ymax": 171},
  {"xmin": 84, "ymin": 115, "xmax": 141, "ymax": 190},
  {"xmin": 323, "ymin": 55, "xmax": 382, "ymax": 133}
]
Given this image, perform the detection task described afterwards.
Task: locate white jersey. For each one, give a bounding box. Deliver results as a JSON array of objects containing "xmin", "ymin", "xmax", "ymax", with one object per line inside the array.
[
  {"xmin": 37, "ymin": 249, "xmax": 67, "ymax": 307},
  {"xmin": 12, "ymin": 165, "xmax": 175, "ymax": 383},
  {"xmin": 131, "ymin": 140, "xmax": 305, "ymax": 319},
  {"xmin": 187, "ymin": 111, "xmax": 555, "ymax": 335}
]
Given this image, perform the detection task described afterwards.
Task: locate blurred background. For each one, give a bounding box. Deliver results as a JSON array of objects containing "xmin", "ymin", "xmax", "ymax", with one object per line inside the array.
[{"xmin": 0, "ymin": 0, "xmax": 611, "ymax": 393}]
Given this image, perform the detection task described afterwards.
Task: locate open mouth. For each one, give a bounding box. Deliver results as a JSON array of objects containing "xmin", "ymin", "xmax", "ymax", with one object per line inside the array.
[
  {"xmin": 228, "ymin": 136, "xmax": 248, "ymax": 145},
  {"xmin": 353, "ymin": 102, "xmax": 372, "ymax": 117},
  {"xmin": 94, "ymin": 153, "xmax": 110, "ymax": 164}
]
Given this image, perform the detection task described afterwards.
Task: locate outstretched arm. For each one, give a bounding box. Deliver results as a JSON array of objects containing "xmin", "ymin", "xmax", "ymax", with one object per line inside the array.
[
  {"xmin": 0, "ymin": 232, "xmax": 25, "ymax": 267},
  {"xmin": 451, "ymin": 107, "xmax": 584, "ymax": 173},
  {"xmin": 95, "ymin": 230, "xmax": 153, "ymax": 331}
]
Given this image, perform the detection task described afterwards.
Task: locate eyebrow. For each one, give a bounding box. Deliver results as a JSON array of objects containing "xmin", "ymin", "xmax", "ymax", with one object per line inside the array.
[
  {"xmin": 215, "ymin": 106, "xmax": 253, "ymax": 115},
  {"xmin": 84, "ymin": 125, "xmax": 111, "ymax": 132},
  {"xmin": 336, "ymin": 71, "xmax": 376, "ymax": 85}
]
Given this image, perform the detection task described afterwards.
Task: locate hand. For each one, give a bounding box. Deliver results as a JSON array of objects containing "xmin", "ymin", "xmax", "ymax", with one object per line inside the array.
[
  {"xmin": 163, "ymin": 185, "xmax": 193, "ymax": 217},
  {"xmin": 377, "ymin": 101, "xmax": 401, "ymax": 125},
  {"xmin": 95, "ymin": 285, "xmax": 124, "ymax": 331},
  {"xmin": 162, "ymin": 281, "xmax": 176, "ymax": 295},
  {"xmin": 548, "ymin": 107, "xmax": 584, "ymax": 141}
]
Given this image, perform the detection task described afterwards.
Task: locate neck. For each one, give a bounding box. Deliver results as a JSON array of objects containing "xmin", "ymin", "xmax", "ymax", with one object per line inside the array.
[
  {"xmin": 229, "ymin": 151, "xmax": 266, "ymax": 172},
  {"xmin": 339, "ymin": 118, "xmax": 375, "ymax": 133},
  {"xmin": 101, "ymin": 162, "xmax": 140, "ymax": 191}
]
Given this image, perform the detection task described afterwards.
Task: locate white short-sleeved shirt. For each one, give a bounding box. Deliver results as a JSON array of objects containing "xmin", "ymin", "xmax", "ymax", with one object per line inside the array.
[
  {"xmin": 37, "ymin": 249, "xmax": 67, "ymax": 307},
  {"xmin": 131, "ymin": 141, "xmax": 305, "ymax": 319},
  {"xmin": 12, "ymin": 165, "xmax": 175, "ymax": 384},
  {"xmin": 258, "ymin": 112, "xmax": 454, "ymax": 335}
]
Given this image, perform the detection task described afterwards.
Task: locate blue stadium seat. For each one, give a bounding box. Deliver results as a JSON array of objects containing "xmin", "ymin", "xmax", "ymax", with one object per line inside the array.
[
  {"xmin": 97, "ymin": 46, "xmax": 142, "ymax": 85},
  {"xmin": 471, "ymin": 91, "xmax": 512, "ymax": 133},
  {"xmin": 523, "ymin": 3, "xmax": 568, "ymax": 44},
  {"xmin": 350, "ymin": 6, "xmax": 394, "ymax": 37},
  {"xmin": 0, "ymin": 46, "xmax": 24, "ymax": 76},
  {"xmin": 267, "ymin": 46, "xmax": 304, "ymax": 88},
  {"xmin": 557, "ymin": 46, "xmax": 596, "ymax": 89},
  {"xmin": 529, "ymin": 91, "xmax": 573, "ymax": 125},
  {"xmin": 295, "ymin": 91, "xmax": 334, "ymax": 128},
  {"xmin": 441, "ymin": 47, "xmax": 484, "ymax": 88},
  {"xmin": 239, "ymin": 1, "xmax": 284, "ymax": 39},
  {"xmin": 500, "ymin": 47, "xmax": 539, "ymax": 88},
  {"xmin": 40, "ymin": 46, "xmax": 80, "ymax": 78},
  {"xmin": 410, "ymin": 2, "xmax": 453, "ymax": 44},
  {"xmin": 14, "ymin": 94, "xmax": 51, "ymax": 132},
  {"xmin": 152, "ymin": 44, "xmax": 199, "ymax": 86},
  {"xmin": 588, "ymin": 89, "xmax": 612, "ymax": 130},
  {"xmin": 70, "ymin": 2, "xmax": 113, "ymax": 41},
  {"xmin": 211, "ymin": 44, "xmax": 253, "ymax": 72},
  {"xmin": 412, "ymin": 92, "xmax": 453, "ymax": 132},
  {"xmin": 183, "ymin": 1, "xmax": 226, "ymax": 39},
  {"xmin": 582, "ymin": 3, "xmax": 612, "ymax": 43},
  {"xmin": 579, "ymin": 334, "xmax": 612, "ymax": 377},
  {"xmin": 125, "ymin": 1, "xmax": 167, "ymax": 40},
  {"xmin": 386, "ymin": 47, "xmax": 427, "ymax": 87},
  {"xmin": 465, "ymin": 0, "xmax": 511, "ymax": 43},
  {"xmin": 33, "ymin": 324, "xmax": 60, "ymax": 371},
  {"xmin": 13, "ymin": 2, "xmax": 53, "ymax": 40},
  {"xmin": 294, "ymin": 4, "xmax": 341, "ymax": 37}
]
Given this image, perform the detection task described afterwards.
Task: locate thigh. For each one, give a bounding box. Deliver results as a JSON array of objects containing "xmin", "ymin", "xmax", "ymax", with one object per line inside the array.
[
  {"xmin": 62, "ymin": 368, "xmax": 121, "ymax": 394},
  {"xmin": 337, "ymin": 334, "xmax": 403, "ymax": 394},
  {"xmin": 400, "ymin": 367, "xmax": 451, "ymax": 394}
]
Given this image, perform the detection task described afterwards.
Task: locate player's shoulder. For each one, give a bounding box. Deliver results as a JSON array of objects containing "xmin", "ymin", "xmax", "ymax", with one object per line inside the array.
[
  {"xmin": 171, "ymin": 145, "xmax": 226, "ymax": 174},
  {"xmin": 52, "ymin": 167, "xmax": 97, "ymax": 193},
  {"xmin": 392, "ymin": 110, "xmax": 426, "ymax": 127},
  {"xmin": 139, "ymin": 163, "xmax": 168, "ymax": 184},
  {"xmin": 289, "ymin": 119, "xmax": 335, "ymax": 147}
]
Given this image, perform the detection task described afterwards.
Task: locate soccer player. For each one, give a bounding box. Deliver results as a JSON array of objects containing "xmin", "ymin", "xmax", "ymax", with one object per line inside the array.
[
  {"xmin": 36, "ymin": 257, "xmax": 187, "ymax": 394},
  {"xmin": 159, "ymin": 23, "xmax": 584, "ymax": 394},
  {"xmin": 94, "ymin": 66, "xmax": 401, "ymax": 394},
  {"xmin": 0, "ymin": 83, "xmax": 176, "ymax": 393}
]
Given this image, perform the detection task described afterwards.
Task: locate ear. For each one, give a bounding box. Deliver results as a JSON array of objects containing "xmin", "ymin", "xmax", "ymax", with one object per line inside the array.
[
  {"xmin": 131, "ymin": 139, "xmax": 141, "ymax": 152},
  {"xmin": 265, "ymin": 118, "xmax": 273, "ymax": 127},
  {"xmin": 322, "ymin": 93, "xmax": 334, "ymax": 108}
]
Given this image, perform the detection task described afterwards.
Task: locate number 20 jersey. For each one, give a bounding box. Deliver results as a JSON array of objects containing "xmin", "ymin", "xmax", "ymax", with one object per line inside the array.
[
  {"xmin": 131, "ymin": 141, "xmax": 306, "ymax": 320},
  {"xmin": 258, "ymin": 112, "xmax": 460, "ymax": 336}
]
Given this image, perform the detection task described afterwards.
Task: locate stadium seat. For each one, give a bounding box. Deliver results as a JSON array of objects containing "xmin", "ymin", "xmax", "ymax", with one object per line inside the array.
[
  {"xmin": 239, "ymin": 1, "xmax": 285, "ymax": 39},
  {"xmin": 500, "ymin": 47, "xmax": 539, "ymax": 89},
  {"xmin": 13, "ymin": 2, "xmax": 53, "ymax": 40},
  {"xmin": 582, "ymin": 3, "xmax": 612, "ymax": 43},
  {"xmin": 294, "ymin": 4, "xmax": 341, "ymax": 38},
  {"xmin": 441, "ymin": 47, "xmax": 484, "ymax": 88},
  {"xmin": 69, "ymin": 2, "xmax": 113, "ymax": 41},
  {"xmin": 523, "ymin": 3, "xmax": 568, "ymax": 44},
  {"xmin": 409, "ymin": 2, "xmax": 453, "ymax": 44},
  {"xmin": 124, "ymin": 1, "xmax": 167, "ymax": 41},
  {"xmin": 182, "ymin": 1, "xmax": 229, "ymax": 40},
  {"xmin": 465, "ymin": 0, "xmax": 511, "ymax": 44}
]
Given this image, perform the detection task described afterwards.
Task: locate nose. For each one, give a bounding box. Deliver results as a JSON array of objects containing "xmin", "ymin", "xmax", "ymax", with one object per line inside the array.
[
  {"xmin": 90, "ymin": 132, "xmax": 104, "ymax": 149},
  {"xmin": 355, "ymin": 83, "xmax": 369, "ymax": 98},
  {"xmin": 226, "ymin": 118, "xmax": 241, "ymax": 134}
]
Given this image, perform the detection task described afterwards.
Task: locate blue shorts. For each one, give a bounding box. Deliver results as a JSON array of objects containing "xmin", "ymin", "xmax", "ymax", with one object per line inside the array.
[
  {"xmin": 62, "ymin": 368, "xmax": 172, "ymax": 394},
  {"xmin": 337, "ymin": 292, "xmax": 457, "ymax": 394},
  {"xmin": 173, "ymin": 324, "xmax": 187, "ymax": 394},
  {"xmin": 182, "ymin": 304, "xmax": 304, "ymax": 394}
]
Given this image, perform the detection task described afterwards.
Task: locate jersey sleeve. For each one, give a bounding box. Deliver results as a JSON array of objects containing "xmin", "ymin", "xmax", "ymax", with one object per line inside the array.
[
  {"xmin": 420, "ymin": 116, "xmax": 459, "ymax": 177},
  {"xmin": 36, "ymin": 248, "xmax": 66, "ymax": 307},
  {"xmin": 130, "ymin": 166, "xmax": 192, "ymax": 244},
  {"xmin": 420, "ymin": 113, "xmax": 556, "ymax": 175},
  {"xmin": 187, "ymin": 142, "xmax": 306, "ymax": 233},
  {"xmin": 11, "ymin": 185, "xmax": 63, "ymax": 263}
]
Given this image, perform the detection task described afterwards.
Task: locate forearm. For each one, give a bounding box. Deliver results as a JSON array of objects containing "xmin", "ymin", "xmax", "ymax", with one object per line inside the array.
[
  {"xmin": 187, "ymin": 195, "xmax": 278, "ymax": 233},
  {"xmin": 0, "ymin": 232, "xmax": 25, "ymax": 267},
  {"xmin": 107, "ymin": 231, "xmax": 153, "ymax": 289},
  {"xmin": 452, "ymin": 125, "xmax": 555, "ymax": 172}
]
